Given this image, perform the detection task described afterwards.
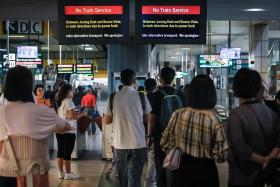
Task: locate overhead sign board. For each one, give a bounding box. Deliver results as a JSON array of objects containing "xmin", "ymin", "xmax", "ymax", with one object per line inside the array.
[
  {"xmin": 58, "ymin": 0, "xmax": 129, "ymax": 44},
  {"xmin": 75, "ymin": 64, "xmax": 93, "ymax": 74},
  {"xmin": 135, "ymin": 0, "xmax": 207, "ymax": 44},
  {"xmin": 57, "ymin": 64, "xmax": 75, "ymax": 74}
]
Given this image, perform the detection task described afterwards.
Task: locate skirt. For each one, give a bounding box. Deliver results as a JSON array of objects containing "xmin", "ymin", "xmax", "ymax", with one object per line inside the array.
[{"xmin": 172, "ymin": 154, "xmax": 219, "ymax": 187}]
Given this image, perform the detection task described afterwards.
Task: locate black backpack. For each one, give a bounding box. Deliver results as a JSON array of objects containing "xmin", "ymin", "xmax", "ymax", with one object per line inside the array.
[{"xmin": 159, "ymin": 90, "xmax": 183, "ymax": 130}]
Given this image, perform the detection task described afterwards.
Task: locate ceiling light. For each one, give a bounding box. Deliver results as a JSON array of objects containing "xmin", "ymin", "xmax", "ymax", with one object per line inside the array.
[
  {"xmin": 170, "ymin": 56, "xmax": 179, "ymax": 59},
  {"xmin": 175, "ymin": 52, "xmax": 181, "ymax": 55},
  {"xmin": 41, "ymin": 47, "xmax": 49, "ymax": 50},
  {"xmin": 8, "ymin": 35, "xmax": 26, "ymax": 38},
  {"xmin": 85, "ymin": 47, "xmax": 93, "ymax": 51},
  {"xmin": 81, "ymin": 44, "xmax": 90, "ymax": 47},
  {"xmin": 207, "ymin": 32, "xmax": 215, "ymax": 35},
  {"xmin": 244, "ymin": 8, "xmax": 266, "ymax": 12},
  {"xmin": 181, "ymin": 48, "xmax": 190, "ymax": 50}
]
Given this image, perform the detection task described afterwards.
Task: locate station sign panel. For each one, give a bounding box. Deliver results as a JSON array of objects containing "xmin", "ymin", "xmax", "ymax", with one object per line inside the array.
[
  {"xmin": 58, "ymin": 0, "xmax": 129, "ymax": 44},
  {"xmin": 75, "ymin": 64, "xmax": 93, "ymax": 74},
  {"xmin": 57, "ymin": 64, "xmax": 75, "ymax": 74},
  {"xmin": 135, "ymin": 0, "xmax": 207, "ymax": 44}
]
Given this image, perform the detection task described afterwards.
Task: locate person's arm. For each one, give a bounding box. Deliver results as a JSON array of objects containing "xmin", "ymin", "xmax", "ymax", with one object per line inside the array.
[
  {"xmin": 103, "ymin": 98, "xmax": 113, "ymax": 125},
  {"xmin": 146, "ymin": 113, "xmax": 154, "ymax": 148},
  {"xmin": 212, "ymin": 120, "xmax": 229, "ymax": 162},
  {"xmin": 68, "ymin": 108, "xmax": 87, "ymax": 120},
  {"xmin": 93, "ymin": 95, "xmax": 97, "ymax": 108},
  {"xmin": 54, "ymin": 122, "xmax": 72, "ymax": 133}
]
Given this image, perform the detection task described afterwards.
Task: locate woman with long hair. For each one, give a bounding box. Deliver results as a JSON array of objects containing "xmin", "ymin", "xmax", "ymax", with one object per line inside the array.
[
  {"xmin": 56, "ymin": 84, "xmax": 86, "ymax": 180},
  {"xmin": 161, "ymin": 74, "xmax": 228, "ymax": 187}
]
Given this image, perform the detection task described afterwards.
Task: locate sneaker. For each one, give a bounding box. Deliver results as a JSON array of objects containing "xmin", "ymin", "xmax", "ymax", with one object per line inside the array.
[
  {"xmin": 64, "ymin": 173, "xmax": 80, "ymax": 180},
  {"xmin": 58, "ymin": 171, "xmax": 65, "ymax": 179}
]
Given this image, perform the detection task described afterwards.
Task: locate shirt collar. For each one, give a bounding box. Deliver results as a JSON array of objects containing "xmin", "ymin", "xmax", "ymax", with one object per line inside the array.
[{"xmin": 122, "ymin": 86, "xmax": 135, "ymax": 91}]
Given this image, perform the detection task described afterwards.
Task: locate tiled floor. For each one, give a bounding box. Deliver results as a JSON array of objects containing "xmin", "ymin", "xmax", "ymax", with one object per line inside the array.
[
  {"xmin": 48, "ymin": 99, "xmax": 230, "ymax": 187},
  {"xmin": 49, "ymin": 131, "xmax": 106, "ymax": 187}
]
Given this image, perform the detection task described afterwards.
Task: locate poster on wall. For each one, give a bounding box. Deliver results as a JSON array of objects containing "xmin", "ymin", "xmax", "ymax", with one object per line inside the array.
[
  {"xmin": 58, "ymin": 0, "xmax": 129, "ymax": 44},
  {"xmin": 135, "ymin": 0, "xmax": 207, "ymax": 44}
]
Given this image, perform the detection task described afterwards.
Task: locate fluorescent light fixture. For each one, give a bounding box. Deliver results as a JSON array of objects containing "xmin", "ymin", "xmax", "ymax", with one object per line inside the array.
[
  {"xmin": 0, "ymin": 49, "xmax": 7, "ymax": 52},
  {"xmin": 207, "ymin": 32, "xmax": 215, "ymax": 35},
  {"xmin": 41, "ymin": 47, "xmax": 49, "ymax": 50},
  {"xmin": 170, "ymin": 56, "xmax": 179, "ymax": 59},
  {"xmin": 8, "ymin": 35, "xmax": 25, "ymax": 38},
  {"xmin": 181, "ymin": 48, "xmax": 190, "ymax": 50},
  {"xmin": 85, "ymin": 47, "xmax": 93, "ymax": 51},
  {"xmin": 175, "ymin": 52, "xmax": 181, "ymax": 55},
  {"xmin": 81, "ymin": 44, "xmax": 90, "ymax": 47},
  {"xmin": 244, "ymin": 8, "xmax": 266, "ymax": 12}
]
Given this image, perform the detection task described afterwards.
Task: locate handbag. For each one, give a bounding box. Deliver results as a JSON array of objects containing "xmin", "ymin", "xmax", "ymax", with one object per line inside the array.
[
  {"xmin": 247, "ymin": 104, "xmax": 280, "ymax": 185},
  {"xmin": 163, "ymin": 147, "xmax": 182, "ymax": 171},
  {"xmin": 163, "ymin": 110, "xmax": 182, "ymax": 171}
]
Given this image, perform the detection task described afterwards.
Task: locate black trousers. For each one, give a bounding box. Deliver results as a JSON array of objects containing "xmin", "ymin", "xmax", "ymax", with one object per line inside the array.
[
  {"xmin": 172, "ymin": 154, "xmax": 219, "ymax": 187},
  {"xmin": 0, "ymin": 176, "xmax": 17, "ymax": 187},
  {"xmin": 56, "ymin": 133, "xmax": 76, "ymax": 160},
  {"xmin": 154, "ymin": 140, "xmax": 168, "ymax": 187}
]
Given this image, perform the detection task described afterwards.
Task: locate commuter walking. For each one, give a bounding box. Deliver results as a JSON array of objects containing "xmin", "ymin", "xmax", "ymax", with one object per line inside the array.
[
  {"xmin": 104, "ymin": 69, "xmax": 152, "ymax": 187},
  {"xmin": 227, "ymin": 68, "xmax": 280, "ymax": 187},
  {"xmin": 144, "ymin": 78, "xmax": 158, "ymax": 187},
  {"xmin": 56, "ymin": 84, "xmax": 87, "ymax": 180},
  {"xmin": 34, "ymin": 84, "xmax": 52, "ymax": 107},
  {"xmin": 148, "ymin": 67, "xmax": 184, "ymax": 187},
  {"xmin": 45, "ymin": 85, "xmax": 55, "ymax": 107},
  {"xmin": 0, "ymin": 66, "xmax": 72, "ymax": 187},
  {"xmin": 81, "ymin": 89, "xmax": 97, "ymax": 134},
  {"xmin": 161, "ymin": 74, "xmax": 228, "ymax": 187},
  {"xmin": 73, "ymin": 86, "xmax": 84, "ymax": 111}
]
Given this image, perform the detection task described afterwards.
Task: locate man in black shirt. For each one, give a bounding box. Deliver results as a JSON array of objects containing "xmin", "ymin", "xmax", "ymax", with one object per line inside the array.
[
  {"xmin": 149, "ymin": 67, "xmax": 184, "ymax": 187},
  {"xmin": 72, "ymin": 86, "xmax": 84, "ymax": 108}
]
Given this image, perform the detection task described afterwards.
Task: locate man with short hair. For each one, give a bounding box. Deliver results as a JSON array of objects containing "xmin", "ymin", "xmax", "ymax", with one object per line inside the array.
[
  {"xmin": 149, "ymin": 67, "xmax": 184, "ymax": 187},
  {"xmin": 104, "ymin": 69, "xmax": 152, "ymax": 187}
]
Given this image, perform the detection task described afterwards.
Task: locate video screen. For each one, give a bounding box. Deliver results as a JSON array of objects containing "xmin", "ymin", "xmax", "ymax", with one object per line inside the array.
[
  {"xmin": 199, "ymin": 55, "xmax": 232, "ymax": 68},
  {"xmin": 17, "ymin": 46, "xmax": 38, "ymax": 59},
  {"xmin": 220, "ymin": 48, "xmax": 241, "ymax": 59},
  {"xmin": 135, "ymin": 0, "xmax": 207, "ymax": 44},
  {"xmin": 58, "ymin": 0, "xmax": 129, "ymax": 44}
]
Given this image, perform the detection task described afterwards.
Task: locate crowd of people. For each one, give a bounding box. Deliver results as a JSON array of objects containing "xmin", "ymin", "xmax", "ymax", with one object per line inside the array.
[{"xmin": 0, "ymin": 65, "xmax": 280, "ymax": 187}]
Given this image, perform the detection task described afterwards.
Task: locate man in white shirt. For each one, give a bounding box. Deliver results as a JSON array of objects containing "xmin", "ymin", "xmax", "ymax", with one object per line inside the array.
[{"xmin": 104, "ymin": 69, "xmax": 152, "ymax": 187}]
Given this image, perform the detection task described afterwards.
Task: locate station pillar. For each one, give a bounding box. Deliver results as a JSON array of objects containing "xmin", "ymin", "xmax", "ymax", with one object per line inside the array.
[
  {"xmin": 107, "ymin": 44, "xmax": 151, "ymax": 93},
  {"xmin": 251, "ymin": 24, "xmax": 269, "ymax": 79}
]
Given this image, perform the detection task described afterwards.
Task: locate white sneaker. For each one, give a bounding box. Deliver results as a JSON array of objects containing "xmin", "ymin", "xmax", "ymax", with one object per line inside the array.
[
  {"xmin": 58, "ymin": 171, "xmax": 65, "ymax": 179},
  {"xmin": 64, "ymin": 173, "xmax": 80, "ymax": 180}
]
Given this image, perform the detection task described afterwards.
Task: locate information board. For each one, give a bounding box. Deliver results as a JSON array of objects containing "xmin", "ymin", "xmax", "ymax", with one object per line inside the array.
[
  {"xmin": 57, "ymin": 64, "xmax": 75, "ymax": 74},
  {"xmin": 75, "ymin": 64, "xmax": 93, "ymax": 74},
  {"xmin": 58, "ymin": 0, "xmax": 129, "ymax": 44},
  {"xmin": 136, "ymin": 0, "xmax": 207, "ymax": 44}
]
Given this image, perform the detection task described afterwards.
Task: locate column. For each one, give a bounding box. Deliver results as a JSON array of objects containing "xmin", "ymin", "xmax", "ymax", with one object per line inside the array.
[
  {"xmin": 107, "ymin": 44, "xmax": 151, "ymax": 93},
  {"xmin": 252, "ymin": 24, "xmax": 269, "ymax": 78}
]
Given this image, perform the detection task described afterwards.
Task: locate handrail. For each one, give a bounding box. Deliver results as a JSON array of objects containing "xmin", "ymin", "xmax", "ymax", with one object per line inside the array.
[{"xmin": 268, "ymin": 40, "xmax": 280, "ymax": 57}]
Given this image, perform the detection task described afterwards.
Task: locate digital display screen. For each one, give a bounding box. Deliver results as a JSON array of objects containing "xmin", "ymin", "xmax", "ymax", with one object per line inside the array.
[
  {"xmin": 135, "ymin": 0, "xmax": 207, "ymax": 44},
  {"xmin": 58, "ymin": 0, "xmax": 129, "ymax": 44},
  {"xmin": 75, "ymin": 64, "xmax": 93, "ymax": 74},
  {"xmin": 220, "ymin": 48, "xmax": 241, "ymax": 59},
  {"xmin": 17, "ymin": 46, "xmax": 38, "ymax": 59},
  {"xmin": 199, "ymin": 55, "xmax": 232, "ymax": 68},
  {"xmin": 57, "ymin": 64, "xmax": 75, "ymax": 74}
]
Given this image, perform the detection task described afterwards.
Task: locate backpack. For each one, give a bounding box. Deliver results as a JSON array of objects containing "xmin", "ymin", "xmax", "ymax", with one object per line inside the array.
[
  {"xmin": 109, "ymin": 91, "xmax": 146, "ymax": 115},
  {"xmin": 159, "ymin": 90, "xmax": 183, "ymax": 130}
]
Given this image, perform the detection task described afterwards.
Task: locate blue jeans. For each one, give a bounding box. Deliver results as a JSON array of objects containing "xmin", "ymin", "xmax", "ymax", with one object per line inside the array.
[
  {"xmin": 83, "ymin": 108, "xmax": 96, "ymax": 134},
  {"xmin": 115, "ymin": 148, "xmax": 147, "ymax": 187}
]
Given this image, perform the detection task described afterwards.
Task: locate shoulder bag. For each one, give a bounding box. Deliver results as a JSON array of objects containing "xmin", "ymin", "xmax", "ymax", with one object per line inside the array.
[{"xmin": 163, "ymin": 110, "xmax": 182, "ymax": 171}]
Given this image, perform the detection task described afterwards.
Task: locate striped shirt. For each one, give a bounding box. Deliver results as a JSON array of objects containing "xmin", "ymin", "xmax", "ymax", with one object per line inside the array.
[{"xmin": 160, "ymin": 107, "xmax": 228, "ymax": 161}]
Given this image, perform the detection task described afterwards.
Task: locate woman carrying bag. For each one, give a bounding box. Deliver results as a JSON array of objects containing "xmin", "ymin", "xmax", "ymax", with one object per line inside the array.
[
  {"xmin": 160, "ymin": 75, "xmax": 229, "ymax": 187},
  {"xmin": 0, "ymin": 66, "xmax": 72, "ymax": 187}
]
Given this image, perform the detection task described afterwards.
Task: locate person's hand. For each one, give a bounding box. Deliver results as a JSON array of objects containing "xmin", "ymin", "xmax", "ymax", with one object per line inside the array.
[
  {"xmin": 81, "ymin": 111, "xmax": 88, "ymax": 117},
  {"xmin": 262, "ymin": 156, "xmax": 272, "ymax": 168},
  {"xmin": 147, "ymin": 137, "xmax": 153, "ymax": 149}
]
